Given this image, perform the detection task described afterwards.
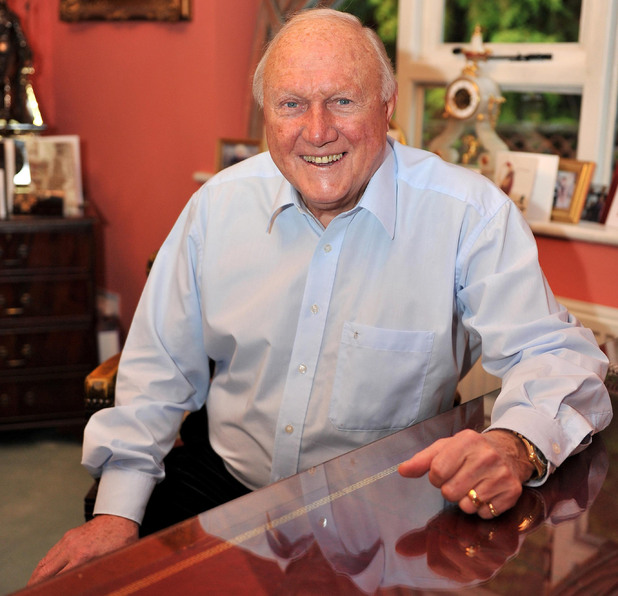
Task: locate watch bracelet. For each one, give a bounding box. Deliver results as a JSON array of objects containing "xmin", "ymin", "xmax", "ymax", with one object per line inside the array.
[{"xmin": 512, "ymin": 432, "xmax": 547, "ymax": 480}]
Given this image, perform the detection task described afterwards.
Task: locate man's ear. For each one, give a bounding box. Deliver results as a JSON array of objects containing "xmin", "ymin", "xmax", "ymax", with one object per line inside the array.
[{"xmin": 385, "ymin": 86, "xmax": 398, "ymax": 128}]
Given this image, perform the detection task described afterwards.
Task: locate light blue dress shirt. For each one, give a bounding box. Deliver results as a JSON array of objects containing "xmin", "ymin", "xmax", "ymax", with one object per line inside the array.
[{"xmin": 85, "ymin": 140, "xmax": 612, "ymax": 524}]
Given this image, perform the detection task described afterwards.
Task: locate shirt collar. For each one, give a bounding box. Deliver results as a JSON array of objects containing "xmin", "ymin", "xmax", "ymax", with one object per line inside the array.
[
  {"xmin": 268, "ymin": 139, "xmax": 397, "ymax": 239},
  {"xmin": 356, "ymin": 138, "xmax": 397, "ymax": 239}
]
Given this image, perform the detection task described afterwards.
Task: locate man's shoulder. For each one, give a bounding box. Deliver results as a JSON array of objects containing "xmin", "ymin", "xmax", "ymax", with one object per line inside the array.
[{"xmin": 392, "ymin": 142, "xmax": 508, "ymax": 215}]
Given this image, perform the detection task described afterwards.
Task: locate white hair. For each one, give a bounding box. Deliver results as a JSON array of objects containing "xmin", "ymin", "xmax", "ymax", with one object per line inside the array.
[{"xmin": 252, "ymin": 8, "xmax": 396, "ymax": 108}]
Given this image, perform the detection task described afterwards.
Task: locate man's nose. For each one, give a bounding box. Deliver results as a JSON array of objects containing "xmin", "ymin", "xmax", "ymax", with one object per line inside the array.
[{"xmin": 301, "ymin": 105, "xmax": 337, "ymax": 145}]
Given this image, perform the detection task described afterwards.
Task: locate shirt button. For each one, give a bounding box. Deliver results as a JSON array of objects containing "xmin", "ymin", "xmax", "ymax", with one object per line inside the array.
[
  {"xmin": 319, "ymin": 517, "xmax": 328, "ymax": 528},
  {"xmin": 323, "ymin": 244, "xmax": 332, "ymax": 253},
  {"xmin": 285, "ymin": 424, "xmax": 294, "ymax": 434},
  {"xmin": 310, "ymin": 304, "xmax": 319, "ymax": 314},
  {"xmin": 298, "ymin": 364, "xmax": 307, "ymax": 374},
  {"xmin": 552, "ymin": 443, "xmax": 561, "ymax": 455}
]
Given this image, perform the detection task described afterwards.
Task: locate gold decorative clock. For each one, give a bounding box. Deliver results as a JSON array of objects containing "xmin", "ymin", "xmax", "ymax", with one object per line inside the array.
[{"xmin": 429, "ymin": 26, "xmax": 508, "ymax": 178}]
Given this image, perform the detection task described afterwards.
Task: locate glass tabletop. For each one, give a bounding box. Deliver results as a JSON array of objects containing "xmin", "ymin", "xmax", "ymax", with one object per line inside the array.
[{"xmin": 17, "ymin": 390, "xmax": 616, "ymax": 596}]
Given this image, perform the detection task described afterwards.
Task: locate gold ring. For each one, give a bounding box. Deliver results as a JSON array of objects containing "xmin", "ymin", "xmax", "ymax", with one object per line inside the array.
[
  {"xmin": 467, "ymin": 488, "xmax": 483, "ymax": 508},
  {"xmin": 487, "ymin": 502, "xmax": 498, "ymax": 517},
  {"xmin": 465, "ymin": 543, "xmax": 480, "ymax": 557}
]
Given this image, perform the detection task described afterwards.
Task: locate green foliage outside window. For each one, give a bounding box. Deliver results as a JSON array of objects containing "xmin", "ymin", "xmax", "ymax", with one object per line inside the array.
[{"xmin": 444, "ymin": 0, "xmax": 581, "ymax": 44}]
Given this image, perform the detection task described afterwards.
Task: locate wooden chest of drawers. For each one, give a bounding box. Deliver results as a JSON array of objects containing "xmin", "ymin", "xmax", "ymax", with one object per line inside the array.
[{"xmin": 0, "ymin": 217, "xmax": 98, "ymax": 430}]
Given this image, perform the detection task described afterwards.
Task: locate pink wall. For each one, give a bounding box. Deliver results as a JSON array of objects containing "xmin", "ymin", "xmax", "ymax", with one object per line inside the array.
[
  {"xmin": 536, "ymin": 236, "xmax": 618, "ymax": 309},
  {"xmin": 14, "ymin": 0, "xmax": 261, "ymax": 333},
  {"xmin": 9, "ymin": 1, "xmax": 618, "ymax": 336}
]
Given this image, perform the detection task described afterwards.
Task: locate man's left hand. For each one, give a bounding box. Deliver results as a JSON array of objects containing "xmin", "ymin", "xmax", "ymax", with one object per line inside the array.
[{"xmin": 398, "ymin": 429, "xmax": 534, "ymax": 518}]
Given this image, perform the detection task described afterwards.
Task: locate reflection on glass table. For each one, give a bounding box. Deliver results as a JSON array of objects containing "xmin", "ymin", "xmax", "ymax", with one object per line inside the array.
[{"xmin": 18, "ymin": 392, "xmax": 615, "ymax": 595}]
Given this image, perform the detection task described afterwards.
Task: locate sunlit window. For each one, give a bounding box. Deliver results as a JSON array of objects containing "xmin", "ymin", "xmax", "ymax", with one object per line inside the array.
[
  {"xmin": 443, "ymin": 0, "xmax": 582, "ymax": 43},
  {"xmin": 396, "ymin": 1, "xmax": 618, "ymax": 188}
]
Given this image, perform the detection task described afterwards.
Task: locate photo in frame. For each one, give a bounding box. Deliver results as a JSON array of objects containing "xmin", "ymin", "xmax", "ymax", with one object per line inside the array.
[
  {"xmin": 495, "ymin": 150, "xmax": 559, "ymax": 223},
  {"xmin": 551, "ymin": 158, "xmax": 595, "ymax": 223},
  {"xmin": 60, "ymin": 0, "xmax": 191, "ymax": 22},
  {"xmin": 11, "ymin": 135, "xmax": 84, "ymax": 217},
  {"xmin": 599, "ymin": 160, "xmax": 618, "ymax": 224},
  {"xmin": 580, "ymin": 184, "xmax": 609, "ymax": 223},
  {"xmin": 217, "ymin": 138, "xmax": 262, "ymax": 171},
  {"xmin": 605, "ymin": 176, "xmax": 618, "ymax": 229},
  {"xmin": 494, "ymin": 151, "xmax": 538, "ymax": 218}
]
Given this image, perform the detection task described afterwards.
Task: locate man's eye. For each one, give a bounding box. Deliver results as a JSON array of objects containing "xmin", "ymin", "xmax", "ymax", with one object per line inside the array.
[
  {"xmin": 337, "ymin": 99, "xmax": 351, "ymax": 105},
  {"xmin": 284, "ymin": 101, "xmax": 298, "ymax": 108}
]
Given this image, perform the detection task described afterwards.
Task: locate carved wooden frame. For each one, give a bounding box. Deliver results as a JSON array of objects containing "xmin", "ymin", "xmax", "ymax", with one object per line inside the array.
[{"xmin": 60, "ymin": 0, "xmax": 191, "ymax": 22}]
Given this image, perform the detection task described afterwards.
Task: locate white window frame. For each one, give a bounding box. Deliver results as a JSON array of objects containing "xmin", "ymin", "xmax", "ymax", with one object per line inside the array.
[{"xmin": 396, "ymin": 0, "xmax": 618, "ymax": 186}]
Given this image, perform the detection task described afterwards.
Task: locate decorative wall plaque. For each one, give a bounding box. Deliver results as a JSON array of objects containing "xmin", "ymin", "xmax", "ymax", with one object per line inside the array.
[{"xmin": 60, "ymin": 0, "xmax": 191, "ymax": 22}]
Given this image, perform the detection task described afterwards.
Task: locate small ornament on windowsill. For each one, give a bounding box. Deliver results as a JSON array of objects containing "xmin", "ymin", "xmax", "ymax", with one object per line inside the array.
[{"xmin": 428, "ymin": 25, "xmax": 507, "ymax": 178}]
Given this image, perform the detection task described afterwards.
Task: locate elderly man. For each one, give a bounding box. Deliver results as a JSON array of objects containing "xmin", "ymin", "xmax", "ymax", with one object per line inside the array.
[{"xmin": 30, "ymin": 8, "xmax": 611, "ymax": 584}]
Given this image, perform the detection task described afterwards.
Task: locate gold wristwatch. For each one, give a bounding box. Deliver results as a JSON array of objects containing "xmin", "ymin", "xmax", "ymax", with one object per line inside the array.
[{"xmin": 512, "ymin": 432, "xmax": 548, "ymax": 480}]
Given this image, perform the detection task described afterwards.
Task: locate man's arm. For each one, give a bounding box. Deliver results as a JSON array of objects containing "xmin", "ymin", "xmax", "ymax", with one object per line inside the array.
[
  {"xmin": 400, "ymin": 187, "xmax": 611, "ymax": 517},
  {"xmin": 27, "ymin": 515, "xmax": 139, "ymax": 585}
]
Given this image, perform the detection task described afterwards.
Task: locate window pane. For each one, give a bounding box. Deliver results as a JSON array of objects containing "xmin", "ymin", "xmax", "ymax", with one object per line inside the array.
[
  {"xmin": 422, "ymin": 87, "xmax": 580, "ymax": 162},
  {"xmin": 443, "ymin": 0, "xmax": 582, "ymax": 43}
]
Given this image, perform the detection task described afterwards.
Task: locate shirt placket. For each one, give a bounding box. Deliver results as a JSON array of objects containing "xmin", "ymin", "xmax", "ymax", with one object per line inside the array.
[{"xmin": 270, "ymin": 215, "xmax": 352, "ymax": 482}]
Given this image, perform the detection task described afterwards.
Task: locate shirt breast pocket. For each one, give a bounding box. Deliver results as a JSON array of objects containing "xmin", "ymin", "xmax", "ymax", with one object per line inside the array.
[{"xmin": 329, "ymin": 322, "xmax": 434, "ymax": 431}]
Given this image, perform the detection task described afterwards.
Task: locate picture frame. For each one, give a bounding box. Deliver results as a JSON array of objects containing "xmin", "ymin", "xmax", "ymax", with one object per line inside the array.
[
  {"xmin": 606, "ymin": 193, "xmax": 618, "ymax": 229},
  {"xmin": 60, "ymin": 0, "xmax": 191, "ymax": 22},
  {"xmin": 599, "ymin": 160, "xmax": 618, "ymax": 224},
  {"xmin": 217, "ymin": 138, "xmax": 262, "ymax": 171},
  {"xmin": 494, "ymin": 151, "xmax": 538, "ymax": 218},
  {"xmin": 11, "ymin": 135, "xmax": 84, "ymax": 217},
  {"xmin": 551, "ymin": 158, "xmax": 595, "ymax": 224},
  {"xmin": 605, "ymin": 166, "xmax": 618, "ymax": 229},
  {"xmin": 580, "ymin": 184, "xmax": 608, "ymax": 223},
  {"xmin": 494, "ymin": 150, "xmax": 560, "ymax": 223}
]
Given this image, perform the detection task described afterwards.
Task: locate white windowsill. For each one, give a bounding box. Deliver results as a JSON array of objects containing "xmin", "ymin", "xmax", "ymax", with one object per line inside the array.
[{"xmin": 530, "ymin": 220, "xmax": 618, "ymax": 247}]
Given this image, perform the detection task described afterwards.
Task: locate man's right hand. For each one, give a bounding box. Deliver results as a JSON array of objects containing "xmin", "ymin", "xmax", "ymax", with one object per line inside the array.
[{"xmin": 27, "ymin": 514, "xmax": 139, "ymax": 586}]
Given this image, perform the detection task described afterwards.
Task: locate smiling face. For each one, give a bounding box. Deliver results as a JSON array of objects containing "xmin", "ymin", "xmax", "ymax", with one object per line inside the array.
[{"xmin": 262, "ymin": 18, "xmax": 397, "ymax": 226}]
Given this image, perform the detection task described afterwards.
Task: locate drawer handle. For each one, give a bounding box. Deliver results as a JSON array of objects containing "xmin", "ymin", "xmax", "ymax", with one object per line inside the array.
[
  {"xmin": 24, "ymin": 390, "xmax": 36, "ymax": 407},
  {"xmin": 1, "ymin": 343, "xmax": 32, "ymax": 367},
  {"xmin": 6, "ymin": 358, "xmax": 27, "ymax": 368},
  {"xmin": 2, "ymin": 293, "xmax": 31, "ymax": 316},
  {"xmin": 2, "ymin": 243, "xmax": 30, "ymax": 267}
]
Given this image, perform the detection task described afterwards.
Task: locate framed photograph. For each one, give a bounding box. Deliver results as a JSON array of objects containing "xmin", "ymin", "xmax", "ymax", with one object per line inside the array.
[
  {"xmin": 580, "ymin": 184, "xmax": 608, "ymax": 223},
  {"xmin": 60, "ymin": 0, "xmax": 191, "ymax": 22},
  {"xmin": 494, "ymin": 151, "xmax": 538, "ymax": 218},
  {"xmin": 599, "ymin": 160, "xmax": 618, "ymax": 224},
  {"xmin": 605, "ymin": 170, "xmax": 618, "ymax": 229},
  {"xmin": 13, "ymin": 135, "xmax": 84, "ymax": 217},
  {"xmin": 495, "ymin": 151, "xmax": 559, "ymax": 223},
  {"xmin": 217, "ymin": 138, "xmax": 262, "ymax": 171},
  {"xmin": 551, "ymin": 158, "xmax": 595, "ymax": 224}
]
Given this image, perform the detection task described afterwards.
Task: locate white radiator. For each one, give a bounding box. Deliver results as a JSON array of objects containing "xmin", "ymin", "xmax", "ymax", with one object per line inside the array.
[{"xmin": 456, "ymin": 297, "xmax": 618, "ymax": 403}]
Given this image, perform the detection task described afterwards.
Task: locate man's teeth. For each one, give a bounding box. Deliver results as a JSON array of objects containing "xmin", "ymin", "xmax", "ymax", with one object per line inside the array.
[{"xmin": 302, "ymin": 153, "xmax": 343, "ymax": 164}]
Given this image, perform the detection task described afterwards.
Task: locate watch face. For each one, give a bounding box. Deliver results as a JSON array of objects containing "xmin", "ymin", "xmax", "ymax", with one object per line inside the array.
[{"xmin": 445, "ymin": 77, "xmax": 481, "ymax": 120}]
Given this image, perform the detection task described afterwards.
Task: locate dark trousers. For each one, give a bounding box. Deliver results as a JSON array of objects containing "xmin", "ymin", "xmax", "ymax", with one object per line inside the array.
[{"xmin": 139, "ymin": 406, "xmax": 252, "ymax": 536}]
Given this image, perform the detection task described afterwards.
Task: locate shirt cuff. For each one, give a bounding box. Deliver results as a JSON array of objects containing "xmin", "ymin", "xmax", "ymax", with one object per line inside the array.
[{"xmin": 93, "ymin": 466, "xmax": 158, "ymax": 525}]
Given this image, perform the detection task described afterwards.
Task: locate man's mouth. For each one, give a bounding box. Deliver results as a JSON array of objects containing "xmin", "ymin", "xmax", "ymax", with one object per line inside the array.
[{"xmin": 302, "ymin": 153, "xmax": 344, "ymax": 165}]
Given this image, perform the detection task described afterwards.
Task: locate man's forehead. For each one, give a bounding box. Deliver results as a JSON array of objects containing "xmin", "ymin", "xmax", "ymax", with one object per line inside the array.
[
  {"xmin": 268, "ymin": 20, "xmax": 370, "ymax": 65},
  {"xmin": 264, "ymin": 27, "xmax": 376, "ymax": 94}
]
